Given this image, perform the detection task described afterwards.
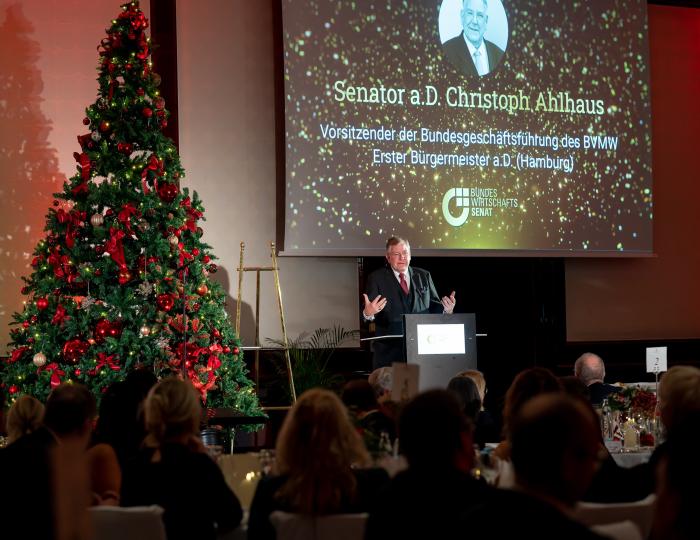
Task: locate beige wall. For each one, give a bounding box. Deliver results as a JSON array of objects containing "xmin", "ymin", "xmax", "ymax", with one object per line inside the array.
[
  {"xmin": 0, "ymin": 0, "xmax": 150, "ymax": 353},
  {"xmin": 176, "ymin": 0, "xmax": 359, "ymax": 346}
]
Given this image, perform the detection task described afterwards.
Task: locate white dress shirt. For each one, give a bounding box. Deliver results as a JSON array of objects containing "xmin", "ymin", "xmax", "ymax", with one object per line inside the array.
[{"xmin": 464, "ymin": 35, "xmax": 489, "ymax": 76}]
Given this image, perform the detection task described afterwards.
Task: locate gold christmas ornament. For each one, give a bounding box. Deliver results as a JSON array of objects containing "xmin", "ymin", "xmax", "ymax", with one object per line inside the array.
[
  {"xmin": 90, "ymin": 213, "xmax": 104, "ymax": 227},
  {"xmin": 33, "ymin": 352, "xmax": 47, "ymax": 367}
]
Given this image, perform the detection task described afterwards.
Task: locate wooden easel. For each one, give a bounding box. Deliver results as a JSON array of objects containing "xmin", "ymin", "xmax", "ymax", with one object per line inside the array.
[{"xmin": 235, "ymin": 241, "xmax": 297, "ymax": 405}]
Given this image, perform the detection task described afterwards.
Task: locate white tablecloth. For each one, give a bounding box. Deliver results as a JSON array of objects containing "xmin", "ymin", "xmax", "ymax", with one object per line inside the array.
[{"xmin": 610, "ymin": 450, "xmax": 652, "ymax": 468}]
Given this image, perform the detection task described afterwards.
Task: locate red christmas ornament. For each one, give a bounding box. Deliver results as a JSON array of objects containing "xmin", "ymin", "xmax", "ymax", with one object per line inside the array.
[
  {"xmin": 75, "ymin": 369, "xmax": 82, "ymax": 376},
  {"xmin": 9, "ymin": 385, "xmax": 18, "ymax": 394},
  {"xmin": 192, "ymin": 248, "xmax": 200, "ymax": 256},
  {"xmin": 95, "ymin": 245, "xmax": 105, "ymax": 255},
  {"xmin": 212, "ymin": 329, "xmax": 221, "ymax": 339},
  {"xmin": 156, "ymin": 293, "xmax": 175, "ymax": 312},
  {"xmin": 36, "ymin": 297, "xmax": 49, "ymax": 310},
  {"xmin": 116, "ymin": 142, "xmax": 134, "ymax": 155},
  {"xmin": 31, "ymin": 316, "xmax": 38, "ymax": 323},
  {"xmin": 21, "ymin": 286, "xmax": 29, "ymax": 294},
  {"xmin": 161, "ymin": 119, "xmax": 168, "ymax": 128},
  {"xmin": 118, "ymin": 268, "xmax": 133, "ymax": 284},
  {"xmin": 83, "ymin": 117, "xmax": 90, "ymax": 125},
  {"xmin": 196, "ymin": 284, "xmax": 208, "ymax": 296},
  {"xmin": 94, "ymin": 319, "xmax": 112, "ymax": 343},
  {"xmin": 232, "ymin": 347, "xmax": 239, "ymax": 355},
  {"xmin": 223, "ymin": 346, "xmax": 231, "ymax": 354},
  {"xmin": 107, "ymin": 320, "xmax": 123, "ymax": 339},
  {"xmin": 142, "ymin": 107, "xmax": 153, "ymax": 118},
  {"xmin": 157, "ymin": 182, "xmax": 179, "ymax": 203},
  {"xmin": 22, "ymin": 321, "xmax": 30, "ymax": 328},
  {"xmin": 154, "ymin": 97, "xmax": 165, "ymax": 109},
  {"xmin": 99, "ymin": 120, "xmax": 110, "ymax": 132},
  {"xmin": 202, "ymin": 255, "xmax": 211, "ymax": 263},
  {"xmin": 137, "ymin": 87, "xmax": 145, "ymax": 96},
  {"xmin": 208, "ymin": 264, "xmax": 218, "ymax": 274},
  {"xmin": 62, "ymin": 339, "xmax": 89, "ymax": 364}
]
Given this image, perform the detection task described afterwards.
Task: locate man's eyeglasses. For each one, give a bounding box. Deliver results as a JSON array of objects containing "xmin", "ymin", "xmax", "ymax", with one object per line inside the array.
[
  {"xmin": 388, "ymin": 251, "xmax": 410, "ymax": 259},
  {"xmin": 463, "ymin": 10, "xmax": 487, "ymax": 24}
]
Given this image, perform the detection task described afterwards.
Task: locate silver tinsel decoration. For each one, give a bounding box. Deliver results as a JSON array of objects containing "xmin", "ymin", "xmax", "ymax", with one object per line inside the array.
[
  {"xmin": 81, "ymin": 296, "xmax": 96, "ymax": 309},
  {"xmin": 155, "ymin": 337, "xmax": 169, "ymax": 350},
  {"xmin": 137, "ymin": 281, "xmax": 154, "ymax": 296}
]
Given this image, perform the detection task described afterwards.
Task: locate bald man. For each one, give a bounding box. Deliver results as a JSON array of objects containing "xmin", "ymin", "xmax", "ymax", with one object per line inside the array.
[{"xmin": 574, "ymin": 352, "xmax": 621, "ymax": 407}]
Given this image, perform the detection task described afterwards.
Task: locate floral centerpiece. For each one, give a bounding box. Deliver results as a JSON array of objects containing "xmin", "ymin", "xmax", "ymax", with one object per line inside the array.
[{"xmin": 606, "ymin": 386, "xmax": 657, "ymax": 446}]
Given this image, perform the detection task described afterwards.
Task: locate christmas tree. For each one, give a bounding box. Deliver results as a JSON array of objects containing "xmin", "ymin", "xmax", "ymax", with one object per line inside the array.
[{"xmin": 1, "ymin": 1, "xmax": 261, "ymax": 417}]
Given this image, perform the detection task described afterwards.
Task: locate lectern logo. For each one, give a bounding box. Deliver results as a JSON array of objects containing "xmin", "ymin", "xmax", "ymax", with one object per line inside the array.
[{"xmin": 442, "ymin": 188, "xmax": 470, "ymax": 227}]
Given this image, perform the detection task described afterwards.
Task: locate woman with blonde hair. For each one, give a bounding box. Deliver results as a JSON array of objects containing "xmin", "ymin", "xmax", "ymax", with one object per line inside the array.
[
  {"xmin": 120, "ymin": 377, "xmax": 242, "ymax": 540},
  {"xmin": 6, "ymin": 394, "xmax": 44, "ymax": 443},
  {"xmin": 248, "ymin": 388, "xmax": 389, "ymax": 540}
]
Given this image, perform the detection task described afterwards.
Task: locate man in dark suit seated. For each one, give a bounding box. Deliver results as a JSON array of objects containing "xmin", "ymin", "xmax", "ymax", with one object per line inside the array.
[
  {"xmin": 574, "ymin": 352, "xmax": 621, "ymax": 407},
  {"xmin": 365, "ymin": 390, "xmax": 493, "ymax": 540},
  {"xmin": 461, "ymin": 394, "xmax": 609, "ymax": 539},
  {"xmin": 362, "ymin": 236, "xmax": 456, "ymax": 369},
  {"xmin": 442, "ymin": 0, "xmax": 504, "ymax": 77}
]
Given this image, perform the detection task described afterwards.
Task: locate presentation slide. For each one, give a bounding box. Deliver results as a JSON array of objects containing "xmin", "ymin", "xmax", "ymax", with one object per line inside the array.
[{"xmin": 281, "ymin": 0, "xmax": 653, "ymax": 255}]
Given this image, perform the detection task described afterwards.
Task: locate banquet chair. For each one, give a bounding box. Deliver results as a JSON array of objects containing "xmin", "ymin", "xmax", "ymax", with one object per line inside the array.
[
  {"xmin": 573, "ymin": 494, "xmax": 655, "ymax": 539},
  {"xmin": 270, "ymin": 511, "xmax": 368, "ymax": 540},
  {"xmin": 591, "ymin": 520, "xmax": 643, "ymax": 540},
  {"xmin": 88, "ymin": 505, "xmax": 166, "ymax": 540}
]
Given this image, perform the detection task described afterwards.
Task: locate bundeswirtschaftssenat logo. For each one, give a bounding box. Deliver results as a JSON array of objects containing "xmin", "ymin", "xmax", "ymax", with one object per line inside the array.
[
  {"xmin": 442, "ymin": 187, "xmax": 470, "ymax": 226},
  {"xmin": 442, "ymin": 187, "xmax": 519, "ymax": 227}
]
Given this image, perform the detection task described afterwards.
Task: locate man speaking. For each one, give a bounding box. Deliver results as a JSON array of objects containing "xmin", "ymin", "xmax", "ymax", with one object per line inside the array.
[
  {"xmin": 443, "ymin": 0, "xmax": 505, "ymax": 77},
  {"xmin": 363, "ymin": 237, "xmax": 456, "ymax": 369}
]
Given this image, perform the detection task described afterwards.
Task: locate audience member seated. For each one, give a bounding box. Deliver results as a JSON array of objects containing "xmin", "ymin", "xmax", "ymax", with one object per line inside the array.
[
  {"xmin": 248, "ymin": 388, "xmax": 388, "ymax": 540},
  {"xmin": 650, "ymin": 412, "xmax": 700, "ymax": 540},
  {"xmin": 87, "ymin": 381, "xmax": 129, "ymax": 506},
  {"xmin": 120, "ymin": 377, "xmax": 242, "ymax": 540},
  {"xmin": 0, "ymin": 383, "xmax": 97, "ymax": 540},
  {"xmin": 574, "ymin": 352, "xmax": 621, "ymax": 407},
  {"xmin": 634, "ymin": 365, "xmax": 700, "ymax": 495},
  {"xmin": 6, "ymin": 394, "xmax": 44, "ymax": 444},
  {"xmin": 342, "ymin": 379, "xmax": 396, "ymax": 453},
  {"xmin": 493, "ymin": 367, "xmax": 562, "ymax": 460},
  {"xmin": 462, "ymin": 394, "xmax": 608, "ymax": 539},
  {"xmin": 365, "ymin": 390, "xmax": 493, "ymax": 540},
  {"xmin": 455, "ymin": 369, "xmax": 500, "ymax": 445},
  {"xmin": 560, "ymin": 375, "xmax": 648, "ymax": 503},
  {"xmin": 368, "ymin": 367, "xmax": 392, "ymax": 404}
]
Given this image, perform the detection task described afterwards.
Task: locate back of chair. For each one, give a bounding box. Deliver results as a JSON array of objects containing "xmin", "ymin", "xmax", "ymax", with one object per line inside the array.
[
  {"xmin": 573, "ymin": 494, "xmax": 655, "ymax": 539},
  {"xmin": 270, "ymin": 511, "xmax": 368, "ymax": 540},
  {"xmin": 591, "ymin": 520, "xmax": 643, "ymax": 540},
  {"xmin": 89, "ymin": 505, "xmax": 166, "ymax": 540}
]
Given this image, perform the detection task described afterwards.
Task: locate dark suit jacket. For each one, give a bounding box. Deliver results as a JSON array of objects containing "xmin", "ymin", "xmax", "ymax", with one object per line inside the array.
[
  {"xmin": 365, "ymin": 266, "xmax": 444, "ymax": 368},
  {"xmin": 365, "ymin": 468, "xmax": 494, "ymax": 540},
  {"xmin": 442, "ymin": 35, "xmax": 504, "ymax": 77},
  {"xmin": 588, "ymin": 382, "xmax": 621, "ymax": 407}
]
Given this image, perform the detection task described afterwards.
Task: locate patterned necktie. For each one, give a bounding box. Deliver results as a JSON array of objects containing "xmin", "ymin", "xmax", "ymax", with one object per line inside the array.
[
  {"xmin": 399, "ymin": 272, "xmax": 409, "ymax": 296},
  {"xmin": 473, "ymin": 49, "xmax": 486, "ymax": 76}
]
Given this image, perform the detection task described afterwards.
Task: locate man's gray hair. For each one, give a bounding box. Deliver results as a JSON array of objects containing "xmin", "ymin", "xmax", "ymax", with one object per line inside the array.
[
  {"xmin": 368, "ymin": 367, "xmax": 393, "ymax": 398},
  {"xmin": 574, "ymin": 352, "xmax": 606, "ymax": 385},
  {"xmin": 463, "ymin": 0, "xmax": 488, "ymax": 9}
]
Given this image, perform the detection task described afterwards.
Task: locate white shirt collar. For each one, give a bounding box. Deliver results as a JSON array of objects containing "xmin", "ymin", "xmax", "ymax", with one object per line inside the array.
[
  {"xmin": 392, "ymin": 268, "xmax": 410, "ymax": 284},
  {"xmin": 464, "ymin": 35, "xmax": 487, "ymax": 59}
]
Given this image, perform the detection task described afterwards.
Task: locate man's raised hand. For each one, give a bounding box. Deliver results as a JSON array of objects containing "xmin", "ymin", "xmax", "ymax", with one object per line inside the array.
[
  {"xmin": 441, "ymin": 291, "xmax": 456, "ymax": 314},
  {"xmin": 362, "ymin": 294, "xmax": 388, "ymax": 317}
]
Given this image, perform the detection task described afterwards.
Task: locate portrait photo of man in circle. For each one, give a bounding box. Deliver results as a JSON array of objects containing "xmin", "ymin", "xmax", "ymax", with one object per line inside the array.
[{"xmin": 441, "ymin": 0, "xmax": 508, "ymax": 77}]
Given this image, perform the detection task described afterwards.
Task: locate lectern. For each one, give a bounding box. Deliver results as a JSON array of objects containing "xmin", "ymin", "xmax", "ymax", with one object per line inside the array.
[{"xmin": 403, "ymin": 313, "xmax": 477, "ymax": 391}]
